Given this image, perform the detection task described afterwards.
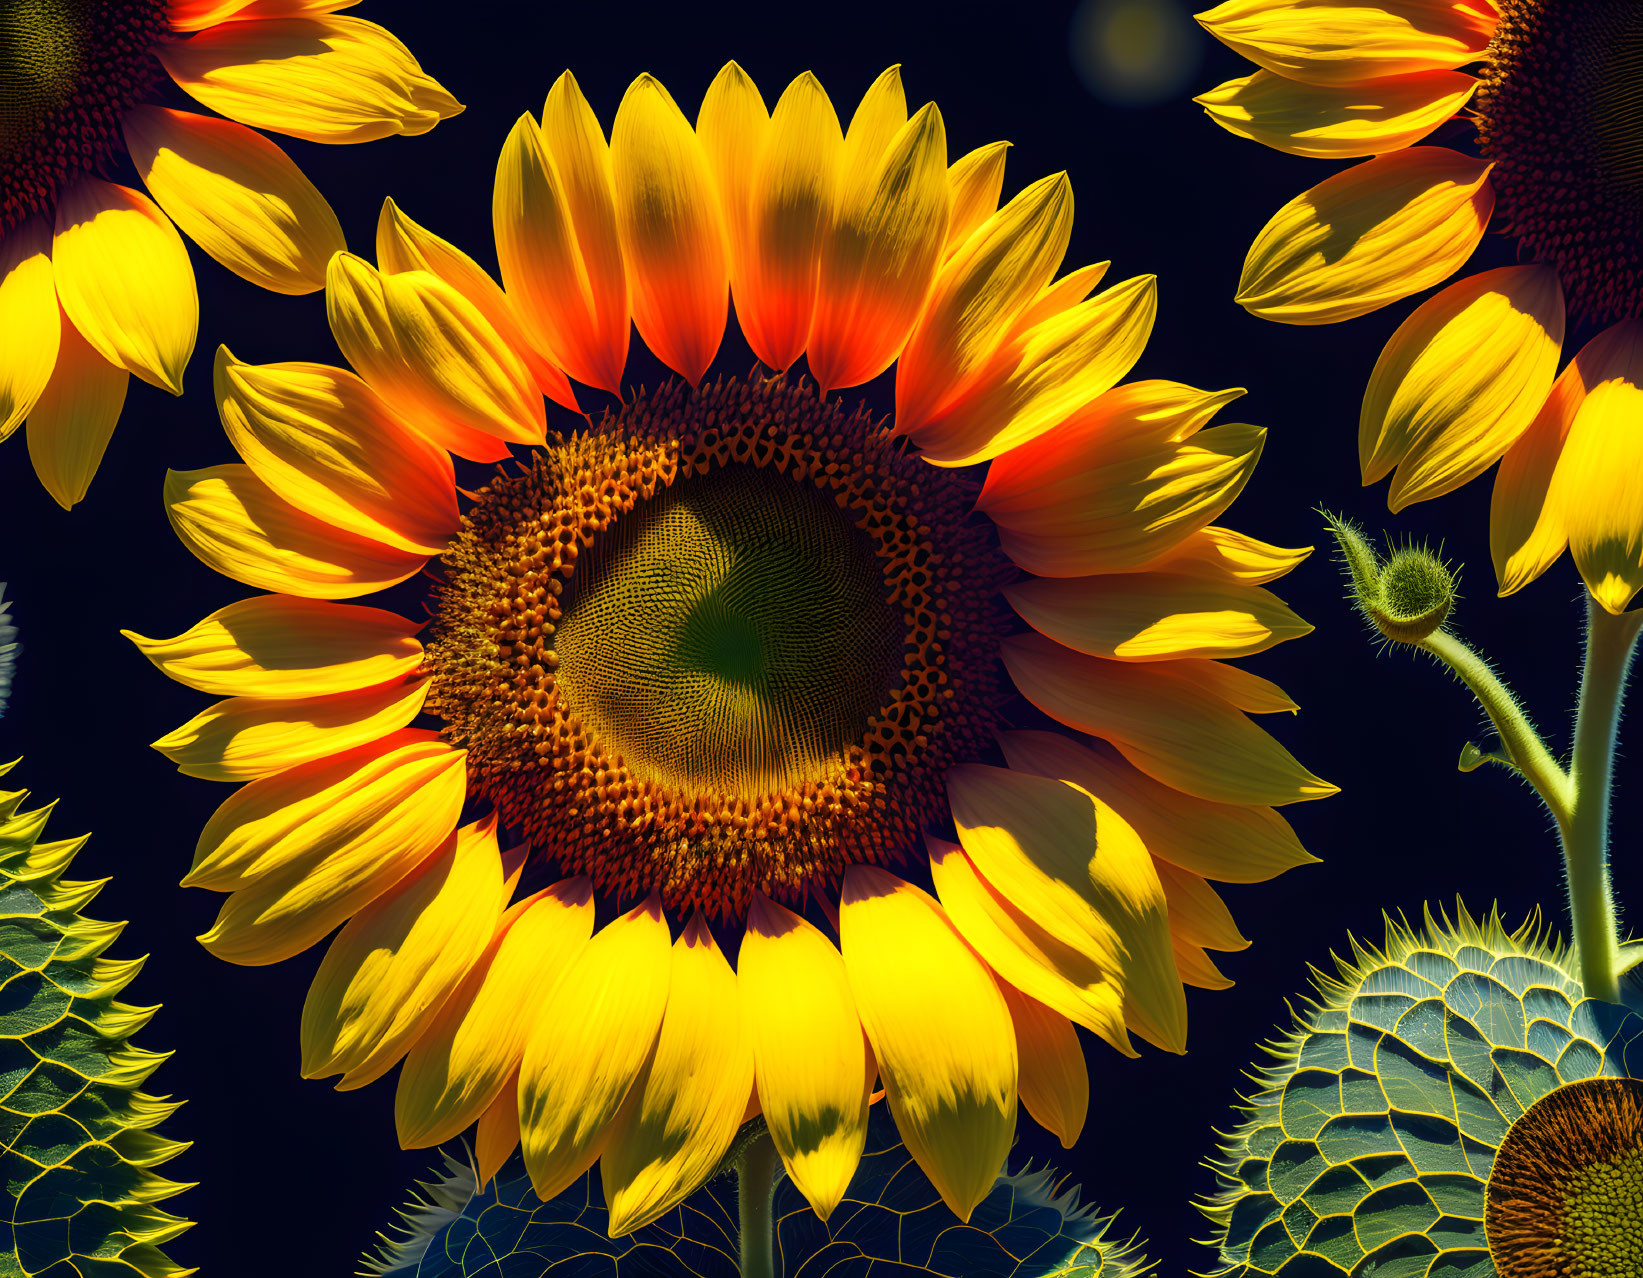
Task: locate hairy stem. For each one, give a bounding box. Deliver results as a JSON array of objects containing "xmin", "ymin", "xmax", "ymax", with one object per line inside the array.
[
  {"xmin": 737, "ymin": 1127, "xmax": 782, "ymax": 1278},
  {"xmin": 1560, "ymin": 600, "xmax": 1643, "ymax": 1002}
]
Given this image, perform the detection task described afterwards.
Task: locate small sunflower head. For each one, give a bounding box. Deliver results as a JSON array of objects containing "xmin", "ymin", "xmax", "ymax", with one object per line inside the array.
[
  {"xmin": 1325, "ymin": 513, "xmax": 1457, "ymax": 645},
  {"xmin": 1200, "ymin": 906, "xmax": 1643, "ymax": 1278}
]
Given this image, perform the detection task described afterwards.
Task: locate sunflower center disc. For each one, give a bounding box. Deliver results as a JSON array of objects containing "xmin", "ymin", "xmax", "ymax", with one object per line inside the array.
[
  {"xmin": 1486, "ymin": 1076, "xmax": 1643, "ymax": 1277},
  {"xmin": 0, "ymin": 0, "xmax": 170, "ymax": 234},
  {"xmin": 1477, "ymin": 0, "xmax": 1643, "ymax": 322}
]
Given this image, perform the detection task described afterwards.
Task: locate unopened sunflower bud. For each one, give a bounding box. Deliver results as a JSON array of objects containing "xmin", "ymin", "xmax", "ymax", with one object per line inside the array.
[{"xmin": 1324, "ymin": 513, "xmax": 1457, "ymax": 645}]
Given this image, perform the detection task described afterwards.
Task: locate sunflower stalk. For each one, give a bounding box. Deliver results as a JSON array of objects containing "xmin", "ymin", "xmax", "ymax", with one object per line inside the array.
[{"xmin": 734, "ymin": 1128, "xmax": 782, "ymax": 1278}]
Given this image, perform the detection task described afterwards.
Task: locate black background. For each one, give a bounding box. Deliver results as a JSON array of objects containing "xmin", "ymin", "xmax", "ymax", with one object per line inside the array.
[{"xmin": 4, "ymin": 1, "xmax": 1637, "ymax": 1273}]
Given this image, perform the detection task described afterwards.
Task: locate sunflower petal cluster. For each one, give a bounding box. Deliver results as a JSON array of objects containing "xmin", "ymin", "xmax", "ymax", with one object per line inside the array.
[
  {"xmin": 1201, "ymin": 907, "xmax": 1643, "ymax": 1277},
  {"xmin": 127, "ymin": 64, "xmax": 1329, "ymax": 1236},
  {"xmin": 0, "ymin": 0, "xmax": 459, "ymax": 508},
  {"xmin": 1196, "ymin": 0, "xmax": 1643, "ymax": 614}
]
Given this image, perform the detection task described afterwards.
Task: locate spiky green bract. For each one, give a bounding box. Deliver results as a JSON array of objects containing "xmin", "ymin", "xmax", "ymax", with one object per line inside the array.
[
  {"xmin": 1199, "ymin": 906, "xmax": 1643, "ymax": 1278},
  {"xmin": 1322, "ymin": 514, "xmax": 1457, "ymax": 645},
  {"xmin": 0, "ymin": 765, "xmax": 194, "ymax": 1277},
  {"xmin": 364, "ymin": 1116, "xmax": 1153, "ymax": 1277}
]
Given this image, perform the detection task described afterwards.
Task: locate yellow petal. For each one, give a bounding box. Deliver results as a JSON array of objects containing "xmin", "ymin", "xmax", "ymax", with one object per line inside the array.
[
  {"xmin": 611, "ymin": 74, "xmax": 728, "ymax": 385},
  {"xmin": 1174, "ymin": 939, "xmax": 1234, "ymax": 991},
  {"xmin": 738, "ymin": 895, "xmax": 870, "ymax": 1221},
  {"xmin": 1130, "ymin": 524, "xmax": 1311, "ymax": 586},
  {"xmin": 196, "ymin": 733, "xmax": 468, "ymax": 965},
  {"xmin": 1006, "ymin": 570, "xmax": 1311, "ymax": 661},
  {"xmin": 375, "ymin": 199, "xmax": 578, "ymax": 413},
  {"xmin": 186, "ymin": 728, "xmax": 464, "ymax": 891},
  {"xmin": 165, "ymin": 464, "xmax": 427, "ymax": 599},
  {"xmin": 474, "ymin": 1072, "xmax": 522, "ymax": 1191},
  {"xmin": 1545, "ymin": 320, "xmax": 1643, "ymax": 614},
  {"xmin": 1360, "ymin": 264, "xmax": 1564, "ymax": 509},
  {"xmin": 928, "ymin": 834, "xmax": 1132, "ymax": 1056},
  {"xmin": 909, "ymin": 274, "xmax": 1157, "ymax": 467},
  {"xmin": 52, "ymin": 178, "xmax": 196, "ymax": 395},
  {"xmin": 946, "ymin": 762, "xmax": 1185, "ymax": 1055},
  {"xmin": 737, "ymin": 72, "xmax": 841, "ymax": 372},
  {"xmin": 492, "ymin": 109, "xmax": 630, "ymax": 395},
  {"xmin": 0, "ymin": 218, "xmax": 59, "ymax": 440},
  {"xmin": 1166, "ymin": 657, "xmax": 1299, "ymax": 715},
  {"xmin": 835, "ymin": 67, "xmax": 908, "ymax": 219},
  {"xmin": 122, "ymin": 595, "xmax": 422, "ymax": 698},
  {"xmin": 998, "ymin": 983, "xmax": 1087, "ymax": 1149},
  {"xmin": 518, "ymin": 897, "xmax": 672, "ymax": 1202},
  {"xmin": 1491, "ymin": 343, "xmax": 1591, "ymax": 597},
  {"xmin": 159, "ymin": 15, "xmax": 461, "ymax": 144},
  {"xmin": 151, "ymin": 677, "xmax": 428, "ymax": 782},
  {"xmin": 981, "ymin": 421, "xmax": 1266, "ymax": 578},
  {"xmin": 1236, "ymin": 147, "xmax": 1492, "ymax": 325},
  {"xmin": 326, "ymin": 252, "xmax": 544, "ymax": 458},
  {"xmin": 396, "ymin": 879, "xmax": 596, "ymax": 1149},
  {"xmin": 215, "ymin": 349, "xmax": 458, "ymax": 555},
  {"xmin": 1154, "ymin": 859, "xmax": 1248, "ymax": 953},
  {"xmin": 697, "ymin": 61, "xmax": 770, "ymax": 305},
  {"xmin": 25, "ymin": 308, "xmax": 125, "ymax": 510},
  {"xmin": 1011, "ymin": 261, "xmax": 1112, "ymax": 334},
  {"xmin": 1000, "ymin": 729, "xmax": 1318, "ymax": 883},
  {"xmin": 841, "ymin": 866, "xmax": 1015, "ymax": 1222},
  {"xmin": 944, "ymin": 141, "xmax": 1010, "ymax": 256},
  {"xmin": 1197, "ymin": 69, "xmax": 1476, "ymax": 158},
  {"xmin": 1001, "ymin": 632, "xmax": 1336, "ymax": 805},
  {"xmin": 124, "ymin": 106, "xmax": 344, "ymax": 296},
  {"xmin": 895, "ymin": 173, "xmax": 1073, "ymax": 434},
  {"xmin": 301, "ymin": 815, "xmax": 507, "ymax": 1088},
  {"xmin": 1196, "ymin": 0, "xmax": 1493, "ymax": 86},
  {"xmin": 808, "ymin": 101, "xmax": 950, "ymax": 392},
  {"xmin": 603, "ymin": 916, "xmax": 754, "ymax": 1237}
]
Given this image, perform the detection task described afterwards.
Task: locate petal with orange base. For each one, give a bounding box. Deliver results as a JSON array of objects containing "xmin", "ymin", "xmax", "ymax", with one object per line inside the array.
[
  {"xmin": 168, "ymin": 0, "xmax": 359, "ymax": 31},
  {"xmin": 698, "ymin": 61, "xmax": 769, "ymax": 308}
]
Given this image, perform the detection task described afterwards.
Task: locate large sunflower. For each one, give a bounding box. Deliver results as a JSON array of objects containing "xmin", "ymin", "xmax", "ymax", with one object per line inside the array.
[
  {"xmin": 1196, "ymin": 0, "xmax": 1643, "ymax": 615},
  {"xmin": 127, "ymin": 65, "xmax": 1332, "ymax": 1237},
  {"xmin": 0, "ymin": 0, "xmax": 459, "ymax": 508}
]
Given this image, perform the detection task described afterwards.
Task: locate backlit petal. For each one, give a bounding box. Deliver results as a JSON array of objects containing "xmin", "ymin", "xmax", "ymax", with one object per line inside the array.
[
  {"xmin": 167, "ymin": 0, "xmax": 359, "ymax": 30},
  {"xmin": 1001, "ymin": 632, "xmax": 1335, "ymax": 805},
  {"xmin": 946, "ymin": 762, "xmax": 1184, "ymax": 1054},
  {"xmin": 809, "ymin": 101, "xmax": 950, "ymax": 392},
  {"xmin": 474, "ymin": 1073, "xmax": 521, "ymax": 1190},
  {"xmin": 739, "ymin": 895, "xmax": 870, "ymax": 1221},
  {"xmin": 159, "ymin": 15, "xmax": 461, "ymax": 144},
  {"xmin": 326, "ymin": 252, "xmax": 544, "ymax": 458},
  {"xmin": 1197, "ymin": 69, "xmax": 1475, "ymax": 158},
  {"xmin": 1491, "ymin": 354, "xmax": 1583, "ymax": 598},
  {"xmin": 1130, "ymin": 524, "xmax": 1311, "ymax": 585},
  {"xmin": 1000, "ymin": 730, "xmax": 1319, "ymax": 883},
  {"xmin": 603, "ymin": 917, "xmax": 754, "ymax": 1236},
  {"xmin": 998, "ymin": 983, "xmax": 1087, "ymax": 1149},
  {"xmin": 1196, "ymin": 0, "xmax": 1494, "ymax": 85},
  {"xmin": 944, "ymin": 141, "xmax": 1010, "ymax": 255},
  {"xmin": 165, "ymin": 464, "xmax": 427, "ymax": 599},
  {"xmin": 216, "ymin": 349, "xmax": 458, "ymax": 554},
  {"xmin": 122, "ymin": 595, "xmax": 423, "ymax": 698},
  {"xmin": 0, "ymin": 218, "xmax": 59, "ymax": 440},
  {"xmin": 519, "ymin": 897, "xmax": 671, "ymax": 1202},
  {"xmin": 25, "ymin": 308, "xmax": 125, "ymax": 510},
  {"xmin": 52, "ymin": 178, "xmax": 196, "ymax": 395},
  {"xmin": 611, "ymin": 75, "xmax": 728, "ymax": 384},
  {"xmin": 301, "ymin": 815, "xmax": 507, "ymax": 1088},
  {"xmin": 840, "ymin": 866, "xmax": 1015, "ymax": 1222},
  {"xmin": 1545, "ymin": 320, "xmax": 1643, "ymax": 614},
  {"xmin": 1236, "ymin": 148, "xmax": 1492, "ymax": 325},
  {"xmin": 375, "ymin": 199, "xmax": 578, "ymax": 413},
  {"xmin": 396, "ymin": 879, "xmax": 595, "ymax": 1148},
  {"xmin": 896, "ymin": 173, "xmax": 1073, "ymax": 434},
  {"xmin": 151, "ymin": 677, "xmax": 428, "ymax": 781},
  {"xmin": 1361, "ymin": 264, "xmax": 1564, "ymax": 509},
  {"xmin": 1154, "ymin": 859, "xmax": 1248, "ymax": 952},
  {"xmin": 124, "ymin": 106, "xmax": 343, "ymax": 295},
  {"xmin": 697, "ymin": 61, "xmax": 769, "ymax": 306}
]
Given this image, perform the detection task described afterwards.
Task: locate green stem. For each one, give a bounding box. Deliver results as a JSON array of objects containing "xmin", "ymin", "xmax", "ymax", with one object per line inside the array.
[
  {"xmin": 1560, "ymin": 600, "xmax": 1643, "ymax": 1003},
  {"xmin": 1418, "ymin": 629, "xmax": 1572, "ymax": 822},
  {"xmin": 736, "ymin": 1128, "xmax": 781, "ymax": 1278}
]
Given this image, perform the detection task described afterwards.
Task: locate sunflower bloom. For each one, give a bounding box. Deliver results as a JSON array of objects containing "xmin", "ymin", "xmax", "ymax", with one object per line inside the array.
[
  {"xmin": 0, "ymin": 0, "xmax": 460, "ymax": 508},
  {"xmin": 128, "ymin": 65, "xmax": 1332, "ymax": 1235},
  {"xmin": 1197, "ymin": 0, "xmax": 1643, "ymax": 613}
]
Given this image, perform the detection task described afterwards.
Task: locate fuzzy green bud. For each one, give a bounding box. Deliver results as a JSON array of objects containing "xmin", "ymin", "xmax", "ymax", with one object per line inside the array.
[{"xmin": 1323, "ymin": 512, "xmax": 1457, "ymax": 644}]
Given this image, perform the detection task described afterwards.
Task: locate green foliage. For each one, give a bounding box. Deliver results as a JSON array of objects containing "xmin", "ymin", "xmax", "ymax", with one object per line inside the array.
[
  {"xmin": 1200, "ymin": 906, "xmax": 1643, "ymax": 1278},
  {"xmin": 0, "ymin": 766, "xmax": 193, "ymax": 1276},
  {"xmin": 365, "ymin": 1115, "xmax": 1152, "ymax": 1277}
]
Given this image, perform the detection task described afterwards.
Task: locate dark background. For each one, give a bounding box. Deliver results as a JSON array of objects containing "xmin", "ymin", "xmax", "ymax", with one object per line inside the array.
[{"xmin": 4, "ymin": 1, "xmax": 1636, "ymax": 1272}]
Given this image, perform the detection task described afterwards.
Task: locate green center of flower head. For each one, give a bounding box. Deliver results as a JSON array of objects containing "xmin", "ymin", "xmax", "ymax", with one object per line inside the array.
[
  {"xmin": 424, "ymin": 375, "xmax": 1011, "ymax": 918},
  {"xmin": 0, "ymin": 0, "xmax": 170, "ymax": 234},
  {"xmin": 555, "ymin": 463, "xmax": 903, "ymax": 796}
]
